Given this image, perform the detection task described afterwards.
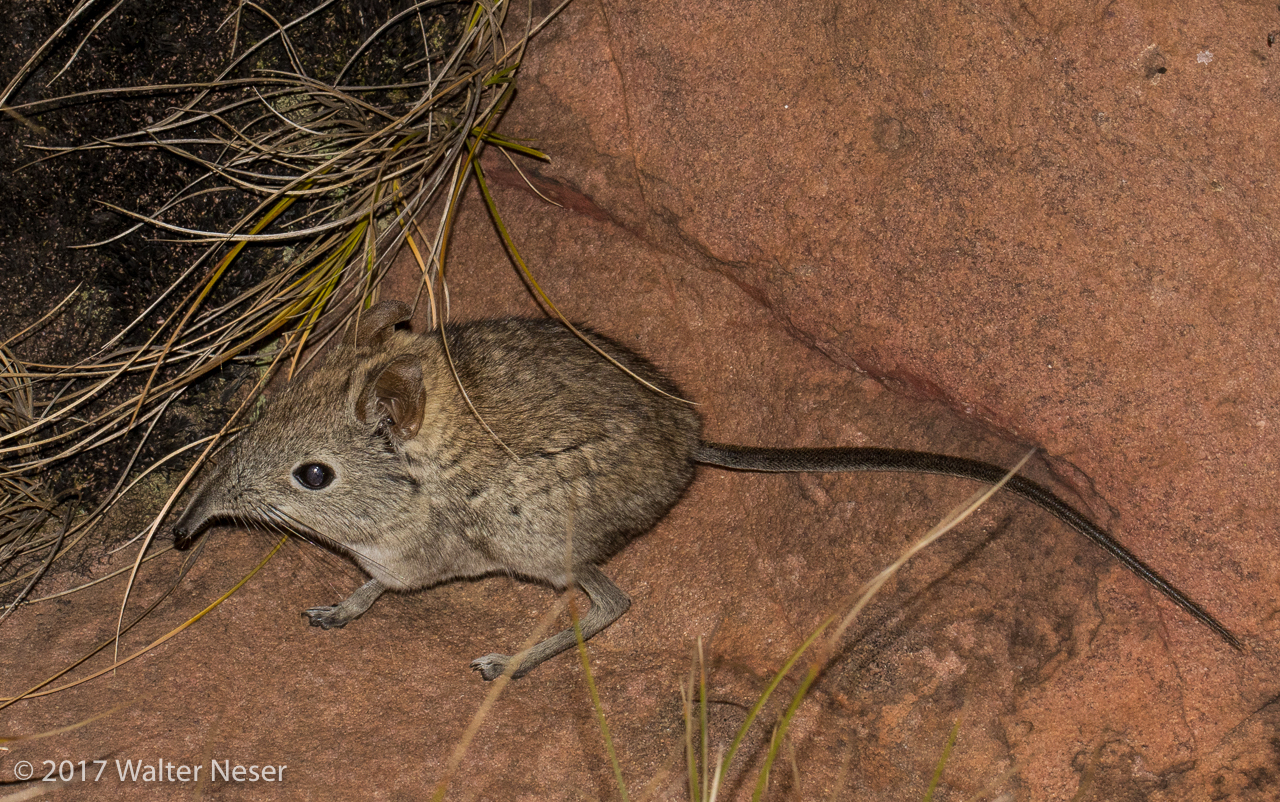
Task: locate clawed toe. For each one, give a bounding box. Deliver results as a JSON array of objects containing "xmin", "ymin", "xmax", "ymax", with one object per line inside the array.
[
  {"xmin": 469, "ymin": 654, "xmax": 510, "ymax": 681},
  {"xmin": 303, "ymin": 606, "xmax": 349, "ymax": 630}
]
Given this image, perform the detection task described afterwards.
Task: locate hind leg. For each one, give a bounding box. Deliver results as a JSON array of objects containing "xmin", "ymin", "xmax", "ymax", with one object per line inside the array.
[{"xmin": 470, "ymin": 564, "xmax": 631, "ymax": 681}]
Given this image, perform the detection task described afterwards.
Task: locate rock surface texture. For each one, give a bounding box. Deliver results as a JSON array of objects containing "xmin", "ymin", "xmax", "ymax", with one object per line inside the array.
[{"xmin": 4, "ymin": 0, "xmax": 1277, "ymax": 800}]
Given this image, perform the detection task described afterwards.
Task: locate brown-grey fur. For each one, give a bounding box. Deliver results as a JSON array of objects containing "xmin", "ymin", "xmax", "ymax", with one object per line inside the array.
[{"xmin": 172, "ymin": 301, "xmax": 1238, "ymax": 681}]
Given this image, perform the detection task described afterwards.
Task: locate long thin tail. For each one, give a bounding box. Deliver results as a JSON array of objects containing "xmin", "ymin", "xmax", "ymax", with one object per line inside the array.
[{"xmin": 696, "ymin": 442, "xmax": 1241, "ymax": 650}]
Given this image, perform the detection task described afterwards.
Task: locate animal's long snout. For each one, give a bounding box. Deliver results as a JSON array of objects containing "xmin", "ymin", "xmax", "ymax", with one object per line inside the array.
[
  {"xmin": 171, "ymin": 472, "xmax": 224, "ymax": 551},
  {"xmin": 171, "ymin": 501, "xmax": 207, "ymax": 551}
]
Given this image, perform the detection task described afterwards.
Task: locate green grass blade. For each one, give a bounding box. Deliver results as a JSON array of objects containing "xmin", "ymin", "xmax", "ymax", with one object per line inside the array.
[
  {"xmin": 717, "ymin": 616, "xmax": 834, "ymax": 781},
  {"xmin": 575, "ymin": 611, "xmax": 630, "ymax": 802},
  {"xmin": 922, "ymin": 718, "xmax": 962, "ymax": 802},
  {"xmin": 750, "ymin": 663, "xmax": 821, "ymax": 802}
]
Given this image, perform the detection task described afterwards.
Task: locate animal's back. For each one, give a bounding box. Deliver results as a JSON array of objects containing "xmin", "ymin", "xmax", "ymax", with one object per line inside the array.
[{"xmin": 405, "ymin": 319, "xmax": 703, "ymax": 578}]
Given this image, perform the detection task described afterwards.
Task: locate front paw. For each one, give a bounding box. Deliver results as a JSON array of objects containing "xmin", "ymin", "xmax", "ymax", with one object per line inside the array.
[
  {"xmin": 470, "ymin": 654, "xmax": 511, "ymax": 681},
  {"xmin": 303, "ymin": 606, "xmax": 351, "ymax": 630}
]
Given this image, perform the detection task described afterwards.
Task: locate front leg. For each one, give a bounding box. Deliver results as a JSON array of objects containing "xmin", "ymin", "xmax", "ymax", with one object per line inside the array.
[
  {"xmin": 304, "ymin": 578, "xmax": 386, "ymax": 629},
  {"xmin": 470, "ymin": 564, "xmax": 631, "ymax": 681}
]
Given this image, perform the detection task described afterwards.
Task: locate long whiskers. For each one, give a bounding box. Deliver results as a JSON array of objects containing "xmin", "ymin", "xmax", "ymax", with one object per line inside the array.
[{"xmin": 254, "ymin": 505, "xmax": 411, "ymax": 586}]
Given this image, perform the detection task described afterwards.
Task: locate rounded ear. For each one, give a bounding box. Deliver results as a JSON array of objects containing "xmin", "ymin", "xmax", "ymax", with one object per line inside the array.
[
  {"xmin": 346, "ymin": 301, "xmax": 412, "ymax": 348},
  {"xmin": 357, "ymin": 355, "xmax": 426, "ymax": 440}
]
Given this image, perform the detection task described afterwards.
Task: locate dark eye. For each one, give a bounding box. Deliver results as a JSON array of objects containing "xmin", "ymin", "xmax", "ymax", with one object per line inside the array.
[{"xmin": 294, "ymin": 462, "xmax": 334, "ymax": 490}]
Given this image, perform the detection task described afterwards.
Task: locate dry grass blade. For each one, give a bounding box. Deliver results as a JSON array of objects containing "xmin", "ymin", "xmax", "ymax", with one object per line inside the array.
[
  {"xmin": 0, "ymin": 535, "xmax": 285, "ymax": 710},
  {"xmin": 0, "ymin": 345, "xmax": 65, "ymax": 620},
  {"xmin": 823, "ymin": 448, "xmax": 1036, "ymax": 654},
  {"xmin": 1, "ymin": 696, "xmax": 136, "ymax": 746},
  {"xmin": 472, "ymin": 156, "xmax": 694, "ymax": 405},
  {"xmin": 429, "ymin": 595, "xmax": 565, "ymax": 802}
]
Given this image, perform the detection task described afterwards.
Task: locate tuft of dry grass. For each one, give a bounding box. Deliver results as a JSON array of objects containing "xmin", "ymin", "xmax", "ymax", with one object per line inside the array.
[{"xmin": 0, "ymin": 0, "xmax": 565, "ymax": 636}]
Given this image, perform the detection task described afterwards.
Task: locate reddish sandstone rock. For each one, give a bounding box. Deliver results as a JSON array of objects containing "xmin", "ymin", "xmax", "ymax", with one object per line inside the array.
[{"xmin": 5, "ymin": 1, "xmax": 1275, "ymax": 800}]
